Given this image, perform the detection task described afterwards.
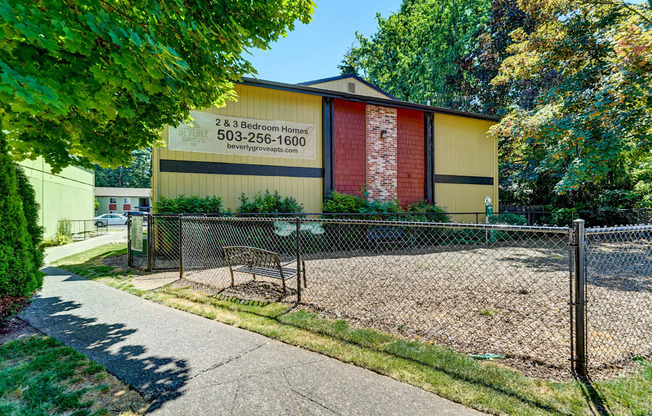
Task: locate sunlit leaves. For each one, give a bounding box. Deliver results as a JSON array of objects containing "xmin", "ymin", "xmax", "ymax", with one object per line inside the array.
[
  {"xmin": 492, "ymin": 0, "xmax": 652, "ymax": 197},
  {"xmin": 0, "ymin": 0, "xmax": 314, "ymax": 172}
]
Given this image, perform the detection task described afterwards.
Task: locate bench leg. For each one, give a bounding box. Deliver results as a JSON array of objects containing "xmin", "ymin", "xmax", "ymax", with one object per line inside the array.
[
  {"xmin": 229, "ymin": 268, "xmax": 234, "ymax": 287},
  {"xmin": 281, "ymin": 276, "xmax": 286, "ymax": 294},
  {"xmin": 252, "ymin": 274, "xmax": 256, "ymax": 281}
]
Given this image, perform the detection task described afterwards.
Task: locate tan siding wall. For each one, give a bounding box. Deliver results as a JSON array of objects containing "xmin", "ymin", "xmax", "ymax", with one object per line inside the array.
[
  {"xmin": 309, "ymin": 79, "xmax": 393, "ymax": 100},
  {"xmin": 433, "ymin": 114, "xmax": 498, "ymax": 218},
  {"xmin": 19, "ymin": 158, "xmax": 95, "ymax": 237},
  {"xmin": 154, "ymin": 85, "xmax": 324, "ymax": 213}
]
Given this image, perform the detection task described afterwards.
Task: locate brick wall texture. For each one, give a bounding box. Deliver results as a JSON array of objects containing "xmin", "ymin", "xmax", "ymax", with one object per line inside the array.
[
  {"xmin": 397, "ymin": 108, "xmax": 425, "ymax": 207},
  {"xmin": 333, "ymin": 99, "xmax": 367, "ymax": 195},
  {"xmin": 366, "ymin": 105, "xmax": 398, "ymax": 201},
  {"xmin": 333, "ymin": 100, "xmax": 425, "ymax": 204}
]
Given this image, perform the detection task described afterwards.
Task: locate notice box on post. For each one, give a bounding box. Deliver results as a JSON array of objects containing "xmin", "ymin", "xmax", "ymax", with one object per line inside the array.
[{"xmin": 130, "ymin": 216, "xmax": 143, "ymax": 252}]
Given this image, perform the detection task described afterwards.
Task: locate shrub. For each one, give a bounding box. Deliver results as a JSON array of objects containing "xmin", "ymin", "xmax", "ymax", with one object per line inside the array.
[
  {"xmin": 237, "ymin": 190, "xmax": 304, "ymax": 214},
  {"xmin": 322, "ymin": 190, "xmax": 403, "ymax": 216},
  {"xmin": 0, "ymin": 136, "xmax": 43, "ymax": 299},
  {"xmin": 406, "ymin": 200, "xmax": 450, "ymax": 222},
  {"xmin": 322, "ymin": 191, "xmax": 367, "ymax": 213},
  {"xmin": 57, "ymin": 219, "xmax": 72, "ymax": 238},
  {"xmin": 489, "ymin": 213, "xmax": 527, "ymax": 226},
  {"xmin": 155, "ymin": 194, "xmax": 223, "ymax": 214},
  {"xmin": 41, "ymin": 234, "xmax": 73, "ymax": 248}
]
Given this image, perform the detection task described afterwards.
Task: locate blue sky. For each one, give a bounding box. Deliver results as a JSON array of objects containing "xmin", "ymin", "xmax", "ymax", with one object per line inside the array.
[{"xmin": 247, "ymin": 0, "xmax": 402, "ymax": 84}]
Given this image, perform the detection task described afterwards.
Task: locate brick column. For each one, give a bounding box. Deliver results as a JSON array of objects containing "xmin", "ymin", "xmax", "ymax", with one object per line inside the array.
[{"xmin": 366, "ymin": 105, "xmax": 398, "ymax": 201}]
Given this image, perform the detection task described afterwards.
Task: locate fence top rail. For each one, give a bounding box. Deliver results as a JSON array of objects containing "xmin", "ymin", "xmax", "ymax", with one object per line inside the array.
[
  {"xmin": 586, "ymin": 224, "xmax": 652, "ymax": 234},
  {"xmin": 302, "ymin": 218, "xmax": 571, "ymax": 233},
  {"xmin": 173, "ymin": 214, "xmax": 571, "ymax": 233}
]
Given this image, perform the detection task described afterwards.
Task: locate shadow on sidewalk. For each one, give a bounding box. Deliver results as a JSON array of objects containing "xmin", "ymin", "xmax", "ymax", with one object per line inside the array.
[{"xmin": 23, "ymin": 293, "xmax": 189, "ymax": 411}]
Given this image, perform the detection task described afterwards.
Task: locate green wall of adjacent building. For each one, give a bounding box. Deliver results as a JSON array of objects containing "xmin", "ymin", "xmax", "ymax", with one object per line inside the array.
[{"xmin": 19, "ymin": 158, "xmax": 95, "ymax": 238}]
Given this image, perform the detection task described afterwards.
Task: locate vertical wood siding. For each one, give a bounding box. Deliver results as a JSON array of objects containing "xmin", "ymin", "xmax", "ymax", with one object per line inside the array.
[
  {"xmin": 154, "ymin": 85, "xmax": 323, "ymax": 213},
  {"xmin": 433, "ymin": 114, "xmax": 498, "ymax": 217}
]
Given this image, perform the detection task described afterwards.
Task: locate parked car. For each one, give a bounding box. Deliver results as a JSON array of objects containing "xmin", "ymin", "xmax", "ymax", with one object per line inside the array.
[{"xmin": 94, "ymin": 213, "xmax": 128, "ymax": 227}]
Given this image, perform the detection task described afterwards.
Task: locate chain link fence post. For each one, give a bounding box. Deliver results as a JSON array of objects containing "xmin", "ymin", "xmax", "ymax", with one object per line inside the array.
[
  {"xmin": 147, "ymin": 213, "xmax": 153, "ymax": 271},
  {"xmin": 296, "ymin": 217, "xmax": 301, "ymax": 303},
  {"xmin": 127, "ymin": 213, "xmax": 132, "ymax": 267},
  {"xmin": 572, "ymin": 219, "xmax": 587, "ymax": 376},
  {"xmin": 179, "ymin": 214, "xmax": 184, "ymax": 279}
]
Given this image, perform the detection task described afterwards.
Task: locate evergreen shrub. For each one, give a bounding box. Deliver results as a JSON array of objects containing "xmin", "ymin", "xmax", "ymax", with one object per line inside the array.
[{"xmin": 0, "ymin": 137, "xmax": 43, "ymax": 299}]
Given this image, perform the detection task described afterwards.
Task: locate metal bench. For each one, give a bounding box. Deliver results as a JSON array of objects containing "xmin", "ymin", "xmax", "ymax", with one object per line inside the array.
[
  {"xmin": 366, "ymin": 227, "xmax": 413, "ymax": 253},
  {"xmin": 223, "ymin": 246, "xmax": 306, "ymax": 294}
]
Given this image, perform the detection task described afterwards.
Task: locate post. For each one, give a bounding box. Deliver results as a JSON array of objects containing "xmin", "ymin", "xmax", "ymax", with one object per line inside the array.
[
  {"xmin": 179, "ymin": 215, "xmax": 184, "ymax": 279},
  {"xmin": 147, "ymin": 213, "xmax": 153, "ymax": 271},
  {"xmin": 572, "ymin": 219, "xmax": 587, "ymax": 375},
  {"xmin": 296, "ymin": 217, "xmax": 301, "ymax": 303},
  {"xmin": 127, "ymin": 213, "xmax": 132, "ymax": 267}
]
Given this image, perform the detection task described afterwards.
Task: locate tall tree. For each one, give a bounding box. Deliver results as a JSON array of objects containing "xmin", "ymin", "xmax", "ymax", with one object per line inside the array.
[
  {"xmin": 491, "ymin": 0, "xmax": 652, "ymax": 206},
  {"xmin": 0, "ymin": 0, "xmax": 314, "ymax": 172},
  {"xmin": 95, "ymin": 148, "xmax": 152, "ymax": 188},
  {"xmin": 443, "ymin": 0, "xmax": 545, "ymax": 116},
  {"xmin": 0, "ymin": 134, "xmax": 41, "ymax": 299},
  {"xmin": 341, "ymin": 0, "xmax": 491, "ymax": 106}
]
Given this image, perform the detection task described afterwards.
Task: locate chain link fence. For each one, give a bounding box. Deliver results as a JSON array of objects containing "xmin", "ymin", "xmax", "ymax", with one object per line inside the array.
[
  {"xmin": 127, "ymin": 214, "xmax": 652, "ymax": 375},
  {"xmin": 585, "ymin": 224, "xmax": 652, "ymax": 372}
]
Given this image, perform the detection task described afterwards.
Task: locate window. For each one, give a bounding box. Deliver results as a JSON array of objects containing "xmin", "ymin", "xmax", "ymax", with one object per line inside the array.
[
  {"xmin": 123, "ymin": 198, "xmax": 130, "ymax": 204},
  {"xmin": 109, "ymin": 197, "xmax": 117, "ymax": 204}
]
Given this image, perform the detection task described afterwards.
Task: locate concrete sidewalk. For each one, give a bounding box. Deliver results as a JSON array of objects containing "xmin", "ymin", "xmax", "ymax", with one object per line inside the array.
[
  {"xmin": 21, "ymin": 268, "xmax": 485, "ymax": 416},
  {"xmin": 44, "ymin": 231, "xmax": 127, "ymax": 265}
]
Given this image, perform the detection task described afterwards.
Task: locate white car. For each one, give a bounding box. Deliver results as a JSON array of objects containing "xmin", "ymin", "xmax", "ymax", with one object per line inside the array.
[{"xmin": 94, "ymin": 214, "xmax": 128, "ymax": 227}]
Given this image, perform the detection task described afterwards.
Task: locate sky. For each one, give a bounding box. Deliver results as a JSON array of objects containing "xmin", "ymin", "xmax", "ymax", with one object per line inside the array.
[{"xmin": 246, "ymin": 0, "xmax": 402, "ymax": 84}]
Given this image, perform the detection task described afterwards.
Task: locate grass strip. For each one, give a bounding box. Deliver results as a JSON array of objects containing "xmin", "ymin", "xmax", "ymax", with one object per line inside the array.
[
  {"xmin": 53, "ymin": 245, "xmax": 652, "ymax": 416},
  {"xmin": 0, "ymin": 335, "xmax": 147, "ymax": 416}
]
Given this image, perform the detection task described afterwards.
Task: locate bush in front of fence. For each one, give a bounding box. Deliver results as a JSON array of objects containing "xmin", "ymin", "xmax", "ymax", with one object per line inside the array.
[
  {"xmin": 237, "ymin": 190, "xmax": 304, "ymax": 214},
  {"xmin": 155, "ymin": 194, "xmax": 223, "ymax": 214}
]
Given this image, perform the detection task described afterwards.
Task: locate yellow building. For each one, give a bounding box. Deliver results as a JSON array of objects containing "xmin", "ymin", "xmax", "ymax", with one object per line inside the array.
[
  {"xmin": 153, "ymin": 74, "xmax": 498, "ymax": 216},
  {"xmin": 19, "ymin": 157, "xmax": 95, "ymax": 237}
]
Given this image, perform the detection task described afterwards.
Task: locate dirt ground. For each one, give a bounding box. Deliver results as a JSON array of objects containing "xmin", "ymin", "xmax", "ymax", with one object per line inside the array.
[{"xmin": 171, "ymin": 238, "xmax": 652, "ymax": 380}]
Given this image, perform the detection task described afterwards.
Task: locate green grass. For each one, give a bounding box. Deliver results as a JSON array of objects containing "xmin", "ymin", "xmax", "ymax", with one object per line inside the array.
[
  {"xmin": 53, "ymin": 245, "xmax": 652, "ymax": 416},
  {"xmin": 0, "ymin": 335, "xmax": 146, "ymax": 416}
]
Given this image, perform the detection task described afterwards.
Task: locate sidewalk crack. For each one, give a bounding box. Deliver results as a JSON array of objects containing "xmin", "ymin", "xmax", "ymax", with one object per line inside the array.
[
  {"xmin": 189, "ymin": 341, "xmax": 269, "ymax": 382},
  {"xmin": 282, "ymin": 370, "xmax": 342, "ymax": 416}
]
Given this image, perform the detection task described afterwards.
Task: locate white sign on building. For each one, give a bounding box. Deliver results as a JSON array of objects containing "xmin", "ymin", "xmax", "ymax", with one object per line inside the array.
[{"xmin": 168, "ymin": 111, "xmax": 316, "ymax": 160}]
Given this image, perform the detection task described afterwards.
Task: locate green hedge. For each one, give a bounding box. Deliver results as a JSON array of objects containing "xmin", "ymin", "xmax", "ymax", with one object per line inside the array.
[
  {"xmin": 0, "ymin": 136, "xmax": 43, "ymax": 299},
  {"xmin": 154, "ymin": 194, "xmax": 223, "ymax": 214}
]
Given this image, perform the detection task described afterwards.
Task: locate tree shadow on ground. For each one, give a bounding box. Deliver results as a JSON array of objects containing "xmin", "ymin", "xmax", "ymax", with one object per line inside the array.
[{"xmin": 22, "ymin": 293, "xmax": 189, "ymax": 411}]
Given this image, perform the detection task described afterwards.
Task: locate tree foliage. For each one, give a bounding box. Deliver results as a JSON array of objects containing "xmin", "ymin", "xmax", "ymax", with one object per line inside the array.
[
  {"xmin": 95, "ymin": 148, "xmax": 151, "ymax": 188},
  {"xmin": 443, "ymin": 0, "xmax": 548, "ymax": 116},
  {"xmin": 0, "ymin": 0, "xmax": 314, "ymax": 172},
  {"xmin": 341, "ymin": 0, "xmax": 491, "ymax": 106},
  {"xmin": 491, "ymin": 0, "xmax": 652, "ymax": 206}
]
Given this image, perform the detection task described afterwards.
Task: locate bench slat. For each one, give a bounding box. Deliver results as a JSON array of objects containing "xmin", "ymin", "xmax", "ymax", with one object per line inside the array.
[{"xmin": 232, "ymin": 265, "xmax": 298, "ymax": 280}]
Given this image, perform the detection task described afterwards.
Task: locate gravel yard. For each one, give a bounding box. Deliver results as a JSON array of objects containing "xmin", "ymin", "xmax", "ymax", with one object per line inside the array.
[
  {"xmin": 178, "ymin": 237, "xmax": 652, "ymax": 378},
  {"xmin": 183, "ymin": 242, "xmax": 574, "ymax": 370}
]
